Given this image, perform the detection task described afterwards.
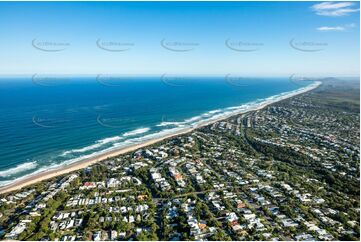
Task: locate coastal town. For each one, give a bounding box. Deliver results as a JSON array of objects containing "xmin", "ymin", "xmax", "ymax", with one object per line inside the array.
[{"xmin": 0, "ymin": 82, "xmax": 359, "ymax": 241}]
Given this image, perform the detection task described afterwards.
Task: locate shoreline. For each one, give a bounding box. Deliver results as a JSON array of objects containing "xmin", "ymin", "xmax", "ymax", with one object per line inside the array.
[{"xmin": 0, "ymin": 82, "xmax": 321, "ymax": 194}]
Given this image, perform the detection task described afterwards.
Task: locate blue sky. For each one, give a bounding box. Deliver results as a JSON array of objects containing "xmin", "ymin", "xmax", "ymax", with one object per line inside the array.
[{"xmin": 0, "ymin": 1, "xmax": 359, "ymax": 77}]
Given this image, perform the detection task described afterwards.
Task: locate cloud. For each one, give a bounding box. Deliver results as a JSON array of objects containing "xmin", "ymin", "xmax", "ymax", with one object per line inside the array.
[
  {"xmin": 316, "ymin": 23, "xmax": 356, "ymax": 31},
  {"xmin": 311, "ymin": 2, "xmax": 360, "ymax": 16},
  {"xmin": 312, "ymin": 2, "xmax": 354, "ymax": 10},
  {"xmin": 345, "ymin": 23, "xmax": 356, "ymax": 28},
  {"xmin": 317, "ymin": 26, "xmax": 345, "ymax": 31}
]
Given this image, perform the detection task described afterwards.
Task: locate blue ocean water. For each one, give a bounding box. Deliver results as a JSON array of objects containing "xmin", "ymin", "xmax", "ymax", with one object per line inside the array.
[{"xmin": 0, "ymin": 76, "xmax": 312, "ymax": 185}]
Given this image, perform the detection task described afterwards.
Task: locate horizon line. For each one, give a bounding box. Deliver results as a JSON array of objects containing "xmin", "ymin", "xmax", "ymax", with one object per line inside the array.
[{"xmin": 0, "ymin": 74, "xmax": 359, "ymax": 78}]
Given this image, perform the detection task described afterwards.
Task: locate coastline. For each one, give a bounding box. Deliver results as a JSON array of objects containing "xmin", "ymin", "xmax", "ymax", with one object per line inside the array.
[{"xmin": 0, "ymin": 81, "xmax": 321, "ymax": 194}]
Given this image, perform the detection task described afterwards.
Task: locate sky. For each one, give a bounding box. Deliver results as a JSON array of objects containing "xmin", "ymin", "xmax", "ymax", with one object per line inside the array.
[{"xmin": 0, "ymin": 1, "xmax": 359, "ymax": 77}]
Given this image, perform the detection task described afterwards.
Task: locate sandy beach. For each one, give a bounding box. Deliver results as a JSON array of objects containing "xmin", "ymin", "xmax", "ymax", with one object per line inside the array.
[{"xmin": 0, "ymin": 81, "xmax": 321, "ymax": 194}]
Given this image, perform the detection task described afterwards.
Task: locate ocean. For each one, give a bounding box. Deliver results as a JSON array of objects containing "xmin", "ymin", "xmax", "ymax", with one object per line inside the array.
[{"xmin": 0, "ymin": 76, "xmax": 314, "ymax": 186}]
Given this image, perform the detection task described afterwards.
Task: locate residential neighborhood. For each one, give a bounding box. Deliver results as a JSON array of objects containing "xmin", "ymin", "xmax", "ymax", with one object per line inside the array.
[{"xmin": 0, "ymin": 85, "xmax": 359, "ymax": 241}]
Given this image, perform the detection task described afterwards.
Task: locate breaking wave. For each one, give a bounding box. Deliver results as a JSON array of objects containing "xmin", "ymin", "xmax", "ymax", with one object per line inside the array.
[
  {"xmin": 122, "ymin": 127, "xmax": 150, "ymax": 137},
  {"xmin": 0, "ymin": 161, "xmax": 38, "ymax": 178}
]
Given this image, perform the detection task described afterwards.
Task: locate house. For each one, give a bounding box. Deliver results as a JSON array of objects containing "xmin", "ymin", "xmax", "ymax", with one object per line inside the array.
[
  {"xmin": 93, "ymin": 231, "xmax": 101, "ymax": 241},
  {"xmin": 137, "ymin": 195, "xmax": 148, "ymax": 201},
  {"xmin": 110, "ymin": 230, "xmax": 118, "ymax": 240},
  {"xmin": 5, "ymin": 222, "xmax": 27, "ymax": 239}
]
